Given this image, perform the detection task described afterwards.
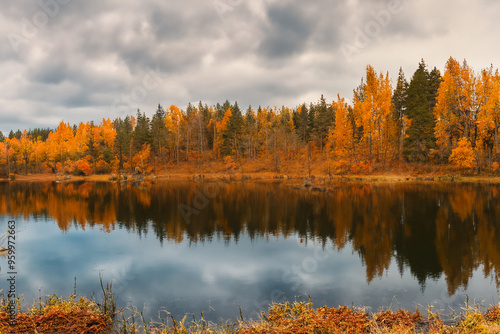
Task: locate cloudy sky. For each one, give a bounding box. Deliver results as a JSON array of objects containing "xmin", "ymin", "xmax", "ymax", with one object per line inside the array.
[{"xmin": 0, "ymin": 0, "xmax": 498, "ymax": 135}]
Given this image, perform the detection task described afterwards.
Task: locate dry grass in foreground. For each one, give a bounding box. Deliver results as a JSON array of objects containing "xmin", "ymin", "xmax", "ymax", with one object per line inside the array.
[
  {"xmin": 0, "ymin": 294, "xmax": 111, "ymax": 333},
  {"xmin": 1, "ymin": 295, "xmax": 500, "ymax": 333}
]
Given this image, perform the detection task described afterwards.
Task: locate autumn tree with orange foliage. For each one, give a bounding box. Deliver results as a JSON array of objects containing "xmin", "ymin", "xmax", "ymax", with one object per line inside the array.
[
  {"xmin": 434, "ymin": 57, "xmax": 479, "ymax": 160},
  {"xmin": 327, "ymin": 95, "xmax": 353, "ymax": 174},
  {"xmin": 215, "ymin": 108, "xmax": 232, "ymax": 158},
  {"xmin": 45, "ymin": 121, "xmax": 75, "ymax": 172},
  {"xmin": 476, "ymin": 66, "xmax": 500, "ymax": 169},
  {"xmin": 353, "ymin": 65, "xmax": 396, "ymax": 165},
  {"xmin": 449, "ymin": 137, "xmax": 477, "ymax": 172},
  {"xmin": 165, "ymin": 105, "xmax": 183, "ymax": 163},
  {"xmin": 132, "ymin": 143, "xmax": 152, "ymax": 174}
]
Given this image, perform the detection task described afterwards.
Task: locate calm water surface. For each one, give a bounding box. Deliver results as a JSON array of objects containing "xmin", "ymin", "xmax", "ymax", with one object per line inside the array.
[{"xmin": 0, "ymin": 181, "xmax": 499, "ymax": 322}]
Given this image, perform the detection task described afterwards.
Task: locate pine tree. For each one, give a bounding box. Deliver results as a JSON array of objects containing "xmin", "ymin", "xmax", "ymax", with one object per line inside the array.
[
  {"xmin": 307, "ymin": 102, "xmax": 316, "ymax": 143},
  {"xmin": 217, "ymin": 108, "xmax": 232, "ymax": 157},
  {"xmin": 314, "ymin": 94, "xmax": 334, "ymax": 150},
  {"xmin": 113, "ymin": 117, "xmax": 133, "ymax": 170},
  {"xmin": 28, "ymin": 128, "xmax": 51, "ymax": 141},
  {"xmin": 228, "ymin": 101, "xmax": 244, "ymax": 157},
  {"xmin": 133, "ymin": 110, "xmax": 152, "ymax": 152},
  {"xmin": 404, "ymin": 60, "xmax": 438, "ymax": 162},
  {"xmin": 9, "ymin": 130, "xmax": 21, "ymax": 140},
  {"xmin": 427, "ymin": 67, "xmax": 441, "ymax": 111},
  {"xmin": 151, "ymin": 104, "xmax": 168, "ymax": 165},
  {"xmin": 245, "ymin": 105, "xmax": 257, "ymax": 158},
  {"xmin": 392, "ymin": 67, "xmax": 408, "ymax": 160},
  {"xmin": 293, "ymin": 103, "xmax": 309, "ymax": 143}
]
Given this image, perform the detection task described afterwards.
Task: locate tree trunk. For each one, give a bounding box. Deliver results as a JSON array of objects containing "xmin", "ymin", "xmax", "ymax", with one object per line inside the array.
[
  {"xmin": 186, "ymin": 126, "xmax": 190, "ymax": 162},
  {"xmin": 234, "ymin": 136, "xmax": 238, "ymax": 158},
  {"xmin": 495, "ymin": 123, "xmax": 499, "ymax": 156},
  {"xmin": 176, "ymin": 126, "xmax": 179, "ymax": 164},
  {"xmin": 6, "ymin": 143, "xmax": 10, "ymax": 176}
]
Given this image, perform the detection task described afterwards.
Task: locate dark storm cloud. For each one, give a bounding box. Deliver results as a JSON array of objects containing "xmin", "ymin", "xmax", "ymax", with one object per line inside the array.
[
  {"xmin": 258, "ymin": 4, "xmax": 313, "ymax": 58},
  {"xmin": 30, "ymin": 61, "xmax": 70, "ymax": 85},
  {"xmin": 0, "ymin": 0, "xmax": 498, "ymax": 134}
]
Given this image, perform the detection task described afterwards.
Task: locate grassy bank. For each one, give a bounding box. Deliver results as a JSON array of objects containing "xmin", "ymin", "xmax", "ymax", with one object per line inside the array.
[
  {"xmin": 1, "ymin": 294, "xmax": 500, "ymax": 333},
  {"xmin": 3, "ymin": 168, "xmax": 500, "ymax": 185}
]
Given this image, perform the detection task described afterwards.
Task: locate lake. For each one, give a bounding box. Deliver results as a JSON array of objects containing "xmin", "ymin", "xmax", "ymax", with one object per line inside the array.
[{"xmin": 0, "ymin": 180, "xmax": 499, "ymax": 322}]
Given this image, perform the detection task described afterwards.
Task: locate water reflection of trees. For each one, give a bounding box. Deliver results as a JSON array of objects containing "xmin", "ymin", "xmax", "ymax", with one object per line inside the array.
[{"xmin": 1, "ymin": 181, "xmax": 499, "ymax": 294}]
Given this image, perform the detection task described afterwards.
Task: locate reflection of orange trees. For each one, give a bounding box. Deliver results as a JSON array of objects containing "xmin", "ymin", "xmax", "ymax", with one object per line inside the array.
[
  {"xmin": 132, "ymin": 186, "xmax": 152, "ymax": 208},
  {"xmin": 448, "ymin": 187, "xmax": 476, "ymax": 221},
  {"xmin": 434, "ymin": 185, "xmax": 500, "ymax": 295},
  {"xmin": 434, "ymin": 203, "xmax": 476, "ymax": 295},
  {"xmin": 0, "ymin": 182, "xmax": 119, "ymax": 232},
  {"xmin": 328, "ymin": 189, "xmax": 352, "ymax": 249},
  {"xmin": 476, "ymin": 186, "xmax": 500, "ymax": 289},
  {"xmin": 2, "ymin": 182, "xmax": 500, "ymax": 293},
  {"xmin": 350, "ymin": 186, "xmax": 399, "ymax": 282}
]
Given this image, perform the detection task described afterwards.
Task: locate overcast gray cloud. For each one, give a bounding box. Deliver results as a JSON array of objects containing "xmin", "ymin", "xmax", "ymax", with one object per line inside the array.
[{"xmin": 1, "ymin": 0, "xmax": 499, "ymax": 134}]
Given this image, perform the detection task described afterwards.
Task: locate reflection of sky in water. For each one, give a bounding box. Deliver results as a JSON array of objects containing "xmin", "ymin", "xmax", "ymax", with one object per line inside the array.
[{"xmin": 0, "ymin": 214, "xmax": 498, "ymax": 322}]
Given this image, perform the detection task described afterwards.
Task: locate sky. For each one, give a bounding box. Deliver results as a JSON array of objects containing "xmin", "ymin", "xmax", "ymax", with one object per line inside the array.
[{"xmin": 1, "ymin": 0, "xmax": 499, "ymax": 135}]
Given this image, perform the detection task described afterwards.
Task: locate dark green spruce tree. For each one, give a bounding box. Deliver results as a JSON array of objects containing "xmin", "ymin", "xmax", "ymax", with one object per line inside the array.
[
  {"xmin": 133, "ymin": 109, "xmax": 152, "ymax": 152},
  {"xmin": 293, "ymin": 103, "xmax": 309, "ymax": 143},
  {"xmin": 151, "ymin": 104, "xmax": 168, "ymax": 165},
  {"xmin": 113, "ymin": 116, "xmax": 133, "ymax": 170},
  {"xmin": 404, "ymin": 60, "xmax": 440, "ymax": 162},
  {"xmin": 227, "ymin": 101, "xmax": 244, "ymax": 157},
  {"xmin": 314, "ymin": 94, "xmax": 335, "ymax": 151},
  {"xmin": 306, "ymin": 102, "xmax": 316, "ymax": 143},
  {"xmin": 245, "ymin": 105, "xmax": 257, "ymax": 158}
]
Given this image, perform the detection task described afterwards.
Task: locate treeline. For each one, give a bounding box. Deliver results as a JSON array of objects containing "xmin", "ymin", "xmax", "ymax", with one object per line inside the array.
[{"xmin": 1, "ymin": 56, "xmax": 499, "ymax": 176}]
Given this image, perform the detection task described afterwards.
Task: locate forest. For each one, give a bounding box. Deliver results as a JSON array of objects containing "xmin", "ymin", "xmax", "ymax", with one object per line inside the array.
[{"xmin": 1, "ymin": 56, "xmax": 499, "ymax": 177}]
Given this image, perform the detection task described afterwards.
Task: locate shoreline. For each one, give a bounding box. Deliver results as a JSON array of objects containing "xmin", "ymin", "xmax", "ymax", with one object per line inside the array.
[{"xmin": 3, "ymin": 171, "xmax": 500, "ymax": 185}]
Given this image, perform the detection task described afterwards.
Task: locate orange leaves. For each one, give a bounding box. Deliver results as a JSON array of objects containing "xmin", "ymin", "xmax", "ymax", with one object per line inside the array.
[
  {"xmin": 75, "ymin": 122, "xmax": 90, "ymax": 154},
  {"xmin": 448, "ymin": 137, "xmax": 477, "ymax": 171},
  {"xmin": 328, "ymin": 95, "xmax": 353, "ymax": 173},
  {"xmin": 100, "ymin": 118, "xmax": 116, "ymax": 148},
  {"xmin": 476, "ymin": 67, "xmax": 500, "ymax": 162},
  {"xmin": 434, "ymin": 57, "xmax": 479, "ymax": 156},
  {"xmin": 48, "ymin": 121, "xmax": 75, "ymax": 164},
  {"xmin": 166, "ymin": 105, "xmax": 184, "ymax": 162},
  {"xmin": 223, "ymin": 155, "xmax": 236, "ymax": 171},
  {"xmin": 95, "ymin": 160, "xmax": 111, "ymax": 174},
  {"xmin": 214, "ymin": 108, "xmax": 232, "ymax": 158},
  {"xmin": 132, "ymin": 143, "xmax": 151, "ymax": 173},
  {"xmin": 217, "ymin": 108, "xmax": 232, "ymax": 134},
  {"xmin": 0, "ymin": 142, "xmax": 6, "ymax": 166},
  {"xmin": 166, "ymin": 104, "xmax": 184, "ymax": 135},
  {"xmin": 353, "ymin": 65, "xmax": 394, "ymax": 162},
  {"xmin": 77, "ymin": 159, "xmax": 93, "ymax": 176},
  {"xmin": 432, "ymin": 58, "xmax": 500, "ymax": 170}
]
